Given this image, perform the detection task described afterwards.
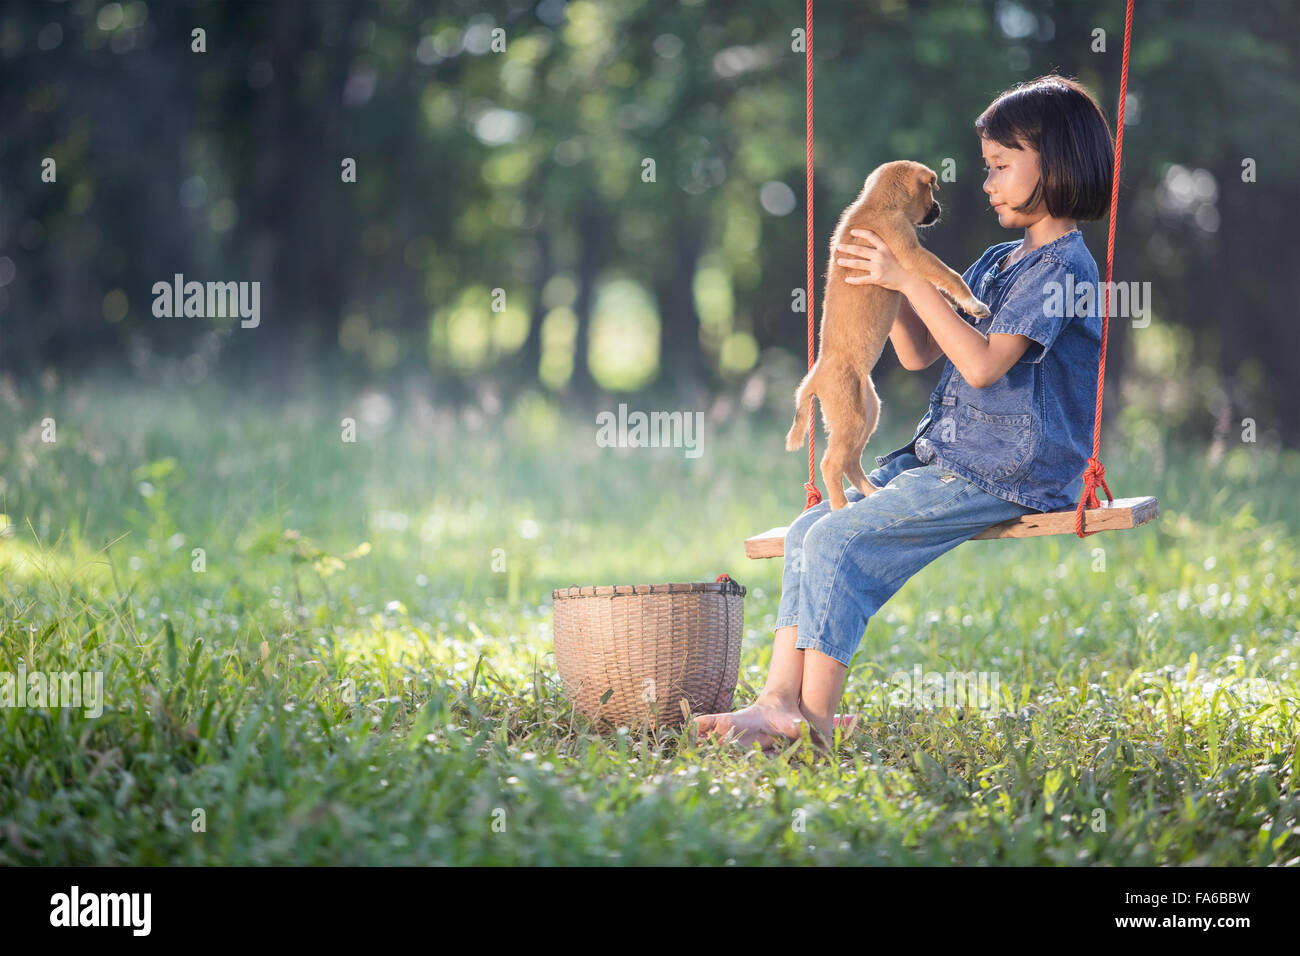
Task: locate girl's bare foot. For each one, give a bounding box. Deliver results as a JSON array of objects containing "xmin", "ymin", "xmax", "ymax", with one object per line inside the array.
[
  {"xmin": 797, "ymin": 699, "xmax": 837, "ymax": 753},
  {"xmin": 694, "ymin": 694, "xmax": 807, "ymax": 750}
]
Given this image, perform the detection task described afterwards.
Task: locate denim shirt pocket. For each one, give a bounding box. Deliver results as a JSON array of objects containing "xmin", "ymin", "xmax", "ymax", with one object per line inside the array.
[{"xmin": 952, "ymin": 403, "xmax": 1037, "ymax": 482}]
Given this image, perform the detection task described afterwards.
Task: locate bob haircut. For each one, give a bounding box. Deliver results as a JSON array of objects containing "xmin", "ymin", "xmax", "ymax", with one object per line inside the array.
[{"xmin": 975, "ymin": 74, "xmax": 1115, "ymax": 221}]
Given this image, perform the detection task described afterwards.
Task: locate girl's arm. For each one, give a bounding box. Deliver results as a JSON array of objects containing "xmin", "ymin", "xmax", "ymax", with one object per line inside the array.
[
  {"xmin": 900, "ymin": 277, "xmax": 1032, "ymax": 388},
  {"xmin": 838, "ymin": 228, "xmax": 1034, "ymax": 386},
  {"xmin": 889, "ymin": 296, "xmax": 942, "ymax": 370}
]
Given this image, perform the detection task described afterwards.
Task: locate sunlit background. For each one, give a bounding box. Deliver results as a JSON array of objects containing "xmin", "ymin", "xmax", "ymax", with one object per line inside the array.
[{"xmin": 0, "ymin": 0, "xmax": 1294, "ymax": 451}]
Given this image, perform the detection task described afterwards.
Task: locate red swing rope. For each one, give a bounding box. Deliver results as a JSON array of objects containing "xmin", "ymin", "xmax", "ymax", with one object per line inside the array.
[
  {"xmin": 802, "ymin": 0, "xmax": 822, "ymax": 509},
  {"xmin": 799, "ymin": 0, "xmax": 1134, "ymax": 535},
  {"xmin": 1073, "ymin": 0, "xmax": 1133, "ymax": 537}
]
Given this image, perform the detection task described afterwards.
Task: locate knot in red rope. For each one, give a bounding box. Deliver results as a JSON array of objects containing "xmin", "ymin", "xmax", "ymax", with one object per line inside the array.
[
  {"xmin": 1082, "ymin": 456, "xmax": 1112, "ymax": 501},
  {"xmin": 1074, "ymin": 456, "xmax": 1115, "ymax": 537},
  {"xmin": 804, "ymin": 481, "xmax": 823, "ymax": 509}
]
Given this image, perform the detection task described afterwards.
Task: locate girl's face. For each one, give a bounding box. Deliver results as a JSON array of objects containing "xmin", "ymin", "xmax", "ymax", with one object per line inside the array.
[{"xmin": 981, "ymin": 135, "xmax": 1043, "ymax": 226}]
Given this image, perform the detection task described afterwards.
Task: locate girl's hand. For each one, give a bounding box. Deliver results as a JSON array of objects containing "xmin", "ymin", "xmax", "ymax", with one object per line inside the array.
[{"xmin": 836, "ymin": 229, "xmax": 911, "ymax": 292}]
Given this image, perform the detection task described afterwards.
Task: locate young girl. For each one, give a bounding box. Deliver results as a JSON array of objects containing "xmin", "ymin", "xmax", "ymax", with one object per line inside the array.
[{"xmin": 696, "ymin": 74, "xmax": 1114, "ymax": 750}]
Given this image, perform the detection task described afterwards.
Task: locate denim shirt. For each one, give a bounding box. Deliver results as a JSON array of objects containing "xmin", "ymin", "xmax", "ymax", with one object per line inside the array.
[{"xmin": 873, "ymin": 229, "xmax": 1102, "ymax": 513}]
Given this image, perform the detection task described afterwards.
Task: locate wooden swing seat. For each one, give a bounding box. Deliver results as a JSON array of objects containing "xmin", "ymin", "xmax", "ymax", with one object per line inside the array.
[{"xmin": 744, "ymin": 495, "xmax": 1158, "ymax": 559}]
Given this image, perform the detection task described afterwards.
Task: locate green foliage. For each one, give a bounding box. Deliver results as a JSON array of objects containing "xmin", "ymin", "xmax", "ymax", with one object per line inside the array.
[
  {"xmin": 1, "ymin": 0, "xmax": 1295, "ymax": 437},
  {"xmin": 0, "ymin": 373, "xmax": 1296, "ymax": 864}
]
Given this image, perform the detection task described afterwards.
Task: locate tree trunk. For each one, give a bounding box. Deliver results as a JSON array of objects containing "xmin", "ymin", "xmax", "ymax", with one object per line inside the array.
[
  {"xmin": 521, "ymin": 223, "xmax": 550, "ymax": 389},
  {"xmin": 656, "ymin": 225, "xmax": 706, "ymax": 393},
  {"xmin": 568, "ymin": 202, "xmax": 605, "ymax": 401}
]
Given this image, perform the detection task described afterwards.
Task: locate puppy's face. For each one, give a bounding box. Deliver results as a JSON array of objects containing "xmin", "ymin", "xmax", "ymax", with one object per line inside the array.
[
  {"xmin": 864, "ymin": 161, "xmax": 943, "ymax": 229},
  {"xmin": 909, "ymin": 163, "xmax": 942, "ymax": 228}
]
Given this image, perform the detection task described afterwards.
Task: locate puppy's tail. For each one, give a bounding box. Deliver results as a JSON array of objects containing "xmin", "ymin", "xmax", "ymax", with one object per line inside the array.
[{"xmin": 785, "ymin": 373, "xmax": 817, "ymax": 451}]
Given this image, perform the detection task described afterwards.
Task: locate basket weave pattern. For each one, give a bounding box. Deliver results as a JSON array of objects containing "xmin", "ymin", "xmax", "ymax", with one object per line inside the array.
[{"xmin": 551, "ymin": 580, "xmax": 745, "ymax": 729}]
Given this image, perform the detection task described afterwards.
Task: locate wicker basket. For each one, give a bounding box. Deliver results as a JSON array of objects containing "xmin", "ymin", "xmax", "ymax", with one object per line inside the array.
[{"xmin": 551, "ymin": 575, "xmax": 745, "ymax": 729}]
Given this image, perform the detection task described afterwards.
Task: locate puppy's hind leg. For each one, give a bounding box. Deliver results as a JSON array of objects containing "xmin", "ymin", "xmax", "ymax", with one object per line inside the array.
[
  {"xmin": 817, "ymin": 377, "xmax": 864, "ymax": 511},
  {"xmin": 845, "ymin": 376, "xmax": 882, "ymax": 497},
  {"xmin": 819, "ymin": 437, "xmax": 852, "ymax": 511},
  {"xmin": 845, "ymin": 448, "xmax": 878, "ymax": 497}
]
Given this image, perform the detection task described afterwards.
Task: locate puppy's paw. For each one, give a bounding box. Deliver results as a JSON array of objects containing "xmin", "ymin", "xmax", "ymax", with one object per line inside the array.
[{"xmin": 964, "ymin": 298, "xmax": 991, "ymax": 319}]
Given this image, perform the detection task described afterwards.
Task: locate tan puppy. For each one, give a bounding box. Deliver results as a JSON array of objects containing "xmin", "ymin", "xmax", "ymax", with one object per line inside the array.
[{"xmin": 786, "ymin": 160, "xmax": 990, "ymax": 510}]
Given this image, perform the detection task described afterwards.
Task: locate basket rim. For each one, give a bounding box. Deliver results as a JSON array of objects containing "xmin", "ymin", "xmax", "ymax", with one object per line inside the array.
[{"xmin": 552, "ymin": 580, "xmax": 745, "ymax": 600}]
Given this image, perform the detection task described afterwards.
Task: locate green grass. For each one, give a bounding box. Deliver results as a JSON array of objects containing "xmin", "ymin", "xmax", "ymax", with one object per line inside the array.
[{"xmin": 1, "ymin": 367, "xmax": 1297, "ymax": 865}]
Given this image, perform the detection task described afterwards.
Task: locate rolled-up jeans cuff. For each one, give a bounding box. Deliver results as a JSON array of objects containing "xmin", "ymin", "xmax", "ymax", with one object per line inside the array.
[
  {"xmin": 774, "ymin": 615, "xmax": 799, "ymax": 629},
  {"xmin": 794, "ymin": 637, "xmax": 853, "ymax": 668}
]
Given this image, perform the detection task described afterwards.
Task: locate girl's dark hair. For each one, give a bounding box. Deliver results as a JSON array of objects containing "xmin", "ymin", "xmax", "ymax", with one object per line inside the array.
[{"xmin": 975, "ymin": 74, "xmax": 1114, "ymax": 221}]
